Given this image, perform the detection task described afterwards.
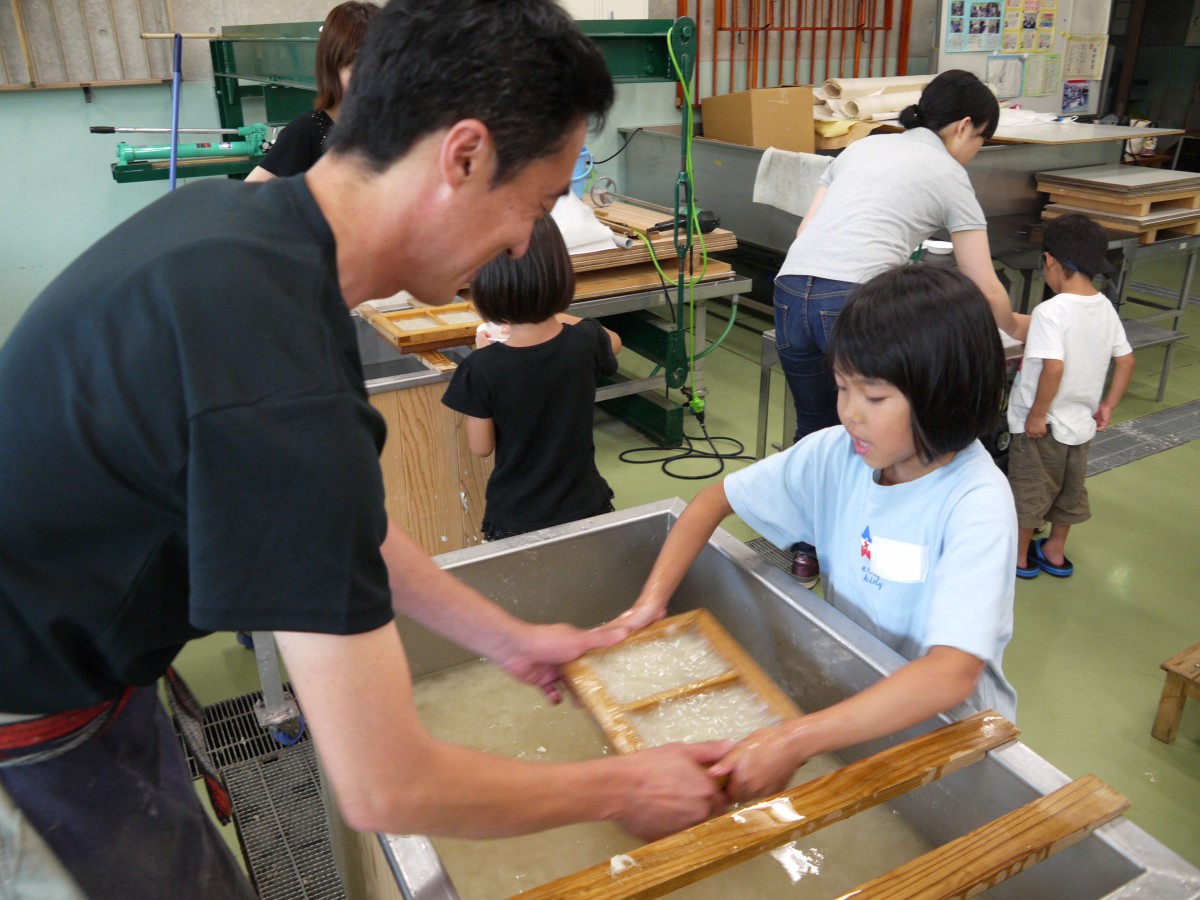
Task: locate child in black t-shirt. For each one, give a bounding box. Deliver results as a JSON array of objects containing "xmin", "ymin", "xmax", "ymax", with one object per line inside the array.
[{"xmin": 442, "ymin": 216, "xmax": 622, "ymax": 540}]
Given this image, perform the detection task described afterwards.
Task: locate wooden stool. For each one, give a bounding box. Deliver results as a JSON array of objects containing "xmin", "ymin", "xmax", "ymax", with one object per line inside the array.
[{"xmin": 1151, "ymin": 641, "xmax": 1200, "ymax": 743}]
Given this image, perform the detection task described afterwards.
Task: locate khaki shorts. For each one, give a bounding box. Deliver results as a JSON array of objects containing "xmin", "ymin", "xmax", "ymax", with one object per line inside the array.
[{"xmin": 1007, "ymin": 430, "xmax": 1091, "ymax": 530}]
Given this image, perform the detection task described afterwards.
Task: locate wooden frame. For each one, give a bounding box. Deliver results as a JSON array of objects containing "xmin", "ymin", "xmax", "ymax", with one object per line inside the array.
[
  {"xmin": 562, "ymin": 608, "xmax": 802, "ymax": 754},
  {"xmin": 358, "ymin": 300, "xmax": 482, "ymax": 355}
]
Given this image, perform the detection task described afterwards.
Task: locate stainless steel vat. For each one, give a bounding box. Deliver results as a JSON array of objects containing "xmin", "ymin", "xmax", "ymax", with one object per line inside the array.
[{"xmin": 357, "ymin": 500, "xmax": 1200, "ymax": 899}]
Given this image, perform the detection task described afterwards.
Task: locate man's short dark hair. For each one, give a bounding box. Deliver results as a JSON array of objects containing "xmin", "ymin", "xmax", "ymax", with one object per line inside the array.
[
  {"xmin": 1043, "ymin": 213, "xmax": 1110, "ymax": 278},
  {"xmin": 829, "ymin": 265, "xmax": 1005, "ymax": 462},
  {"xmin": 328, "ymin": 0, "xmax": 615, "ymax": 183},
  {"xmin": 470, "ymin": 215, "xmax": 573, "ymax": 324}
]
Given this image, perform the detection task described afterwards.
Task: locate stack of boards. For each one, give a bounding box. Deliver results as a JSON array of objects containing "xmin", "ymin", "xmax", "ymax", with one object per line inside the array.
[{"xmin": 1038, "ymin": 164, "xmax": 1200, "ymax": 245}]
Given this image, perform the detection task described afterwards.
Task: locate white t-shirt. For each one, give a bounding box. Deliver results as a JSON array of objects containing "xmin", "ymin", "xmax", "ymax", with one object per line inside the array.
[
  {"xmin": 778, "ymin": 127, "xmax": 988, "ymax": 285},
  {"xmin": 1007, "ymin": 292, "xmax": 1133, "ymax": 445},
  {"xmin": 725, "ymin": 427, "xmax": 1017, "ymax": 720}
]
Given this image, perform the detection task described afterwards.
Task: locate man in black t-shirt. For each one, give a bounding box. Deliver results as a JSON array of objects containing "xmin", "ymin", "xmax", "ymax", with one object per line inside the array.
[{"xmin": 0, "ymin": 3, "xmax": 732, "ymax": 896}]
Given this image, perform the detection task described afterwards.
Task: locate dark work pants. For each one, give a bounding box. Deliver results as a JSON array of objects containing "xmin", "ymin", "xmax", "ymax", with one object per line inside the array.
[{"xmin": 0, "ymin": 687, "xmax": 257, "ymax": 899}]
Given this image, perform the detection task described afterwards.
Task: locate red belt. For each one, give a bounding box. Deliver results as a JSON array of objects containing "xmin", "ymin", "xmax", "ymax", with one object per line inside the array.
[{"xmin": 0, "ymin": 687, "xmax": 136, "ymax": 765}]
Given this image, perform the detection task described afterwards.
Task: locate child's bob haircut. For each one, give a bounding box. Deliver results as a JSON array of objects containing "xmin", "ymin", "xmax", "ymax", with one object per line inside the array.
[
  {"xmin": 469, "ymin": 215, "xmax": 574, "ymax": 325},
  {"xmin": 829, "ymin": 265, "xmax": 1005, "ymax": 462},
  {"xmin": 1042, "ymin": 212, "xmax": 1110, "ymax": 279}
]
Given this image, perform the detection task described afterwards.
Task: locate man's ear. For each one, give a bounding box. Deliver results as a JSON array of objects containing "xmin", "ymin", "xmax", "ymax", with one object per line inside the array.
[{"xmin": 439, "ymin": 119, "xmax": 492, "ymax": 188}]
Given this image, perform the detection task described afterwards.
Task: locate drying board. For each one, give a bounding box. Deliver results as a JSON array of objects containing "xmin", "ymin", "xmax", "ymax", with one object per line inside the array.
[
  {"xmin": 562, "ymin": 608, "xmax": 801, "ymax": 754},
  {"xmin": 1042, "ymin": 203, "xmax": 1200, "ymax": 244},
  {"xmin": 572, "ymin": 200, "xmax": 738, "ymax": 274},
  {"xmin": 358, "ymin": 300, "xmax": 482, "ymax": 354},
  {"xmin": 1035, "ymin": 165, "xmax": 1200, "ymax": 195}
]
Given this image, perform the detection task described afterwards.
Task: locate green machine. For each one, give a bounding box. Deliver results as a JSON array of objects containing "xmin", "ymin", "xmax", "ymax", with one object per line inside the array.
[
  {"xmin": 581, "ymin": 18, "xmax": 702, "ymax": 448},
  {"xmin": 99, "ymin": 22, "xmax": 324, "ymax": 183}
]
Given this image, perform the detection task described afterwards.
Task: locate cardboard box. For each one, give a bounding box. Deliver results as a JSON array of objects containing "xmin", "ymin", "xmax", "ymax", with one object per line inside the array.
[{"xmin": 700, "ymin": 86, "xmax": 815, "ymax": 153}]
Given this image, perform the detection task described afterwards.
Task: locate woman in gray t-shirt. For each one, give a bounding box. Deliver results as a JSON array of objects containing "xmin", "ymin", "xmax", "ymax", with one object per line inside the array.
[{"xmin": 774, "ymin": 70, "xmax": 1027, "ymax": 583}]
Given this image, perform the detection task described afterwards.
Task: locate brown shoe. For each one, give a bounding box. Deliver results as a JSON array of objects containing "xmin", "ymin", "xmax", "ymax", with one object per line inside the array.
[{"xmin": 791, "ymin": 550, "xmax": 820, "ymax": 588}]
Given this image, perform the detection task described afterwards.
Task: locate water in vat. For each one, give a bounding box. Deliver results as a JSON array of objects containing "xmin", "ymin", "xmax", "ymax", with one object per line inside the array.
[{"xmin": 411, "ymin": 660, "xmax": 933, "ymax": 899}]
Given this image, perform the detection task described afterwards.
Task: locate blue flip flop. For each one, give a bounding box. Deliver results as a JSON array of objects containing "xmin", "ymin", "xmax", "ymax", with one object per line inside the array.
[
  {"xmin": 1033, "ymin": 537, "xmax": 1073, "ymax": 577},
  {"xmin": 1017, "ymin": 542, "xmax": 1040, "ymax": 580}
]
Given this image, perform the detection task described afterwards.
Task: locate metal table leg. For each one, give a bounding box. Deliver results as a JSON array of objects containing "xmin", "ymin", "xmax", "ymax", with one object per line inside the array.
[
  {"xmin": 756, "ymin": 330, "xmax": 778, "ymax": 459},
  {"xmin": 251, "ymin": 631, "xmax": 304, "ymax": 745}
]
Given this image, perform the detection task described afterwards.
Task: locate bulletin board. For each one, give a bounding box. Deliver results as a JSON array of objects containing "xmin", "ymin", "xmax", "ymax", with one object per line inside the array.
[{"xmin": 939, "ymin": 0, "xmax": 1111, "ymax": 115}]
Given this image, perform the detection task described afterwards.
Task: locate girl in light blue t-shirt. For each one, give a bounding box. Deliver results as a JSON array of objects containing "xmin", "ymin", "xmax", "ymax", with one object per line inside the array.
[{"xmin": 617, "ymin": 265, "xmax": 1017, "ymax": 802}]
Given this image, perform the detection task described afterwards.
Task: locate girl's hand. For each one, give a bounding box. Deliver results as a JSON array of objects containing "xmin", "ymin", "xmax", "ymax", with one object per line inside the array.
[
  {"xmin": 708, "ymin": 724, "xmax": 806, "ymax": 802},
  {"xmin": 610, "ymin": 594, "xmax": 668, "ymax": 633}
]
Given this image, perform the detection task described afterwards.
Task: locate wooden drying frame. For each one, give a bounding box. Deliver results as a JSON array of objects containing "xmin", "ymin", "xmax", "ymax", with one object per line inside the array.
[
  {"xmin": 357, "ymin": 300, "xmax": 482, "ymax": 355},
  {"xmin": 562, "ymin": 608, "xmax": 802, "ymax": 754}
]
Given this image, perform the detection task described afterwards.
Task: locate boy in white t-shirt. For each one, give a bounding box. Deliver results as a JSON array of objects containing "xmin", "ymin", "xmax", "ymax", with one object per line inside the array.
[{"xmin": 1007, "ymin": 213, "xmax": 1135, "ymax": 579}]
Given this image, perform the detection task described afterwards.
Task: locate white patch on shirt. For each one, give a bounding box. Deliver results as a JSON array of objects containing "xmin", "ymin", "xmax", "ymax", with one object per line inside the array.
[{"xmin": 868, "ymin": 535, "xmax": 929, "ymax": 583}]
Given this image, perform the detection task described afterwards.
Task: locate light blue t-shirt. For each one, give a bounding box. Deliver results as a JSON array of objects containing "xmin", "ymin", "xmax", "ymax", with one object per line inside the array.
[{"xmin": 725, "ymin": 427, "xmax": 1017, "ymax": 719}]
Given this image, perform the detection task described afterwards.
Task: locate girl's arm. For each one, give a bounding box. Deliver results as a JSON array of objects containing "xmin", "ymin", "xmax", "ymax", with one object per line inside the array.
[
  {"xmin": 557, "ymin": 312, "xmax": 622, "ymax": 355},
  {"xmin": 615, "ymin": 482, "xmax": 734, "ymax": 631},
  {"xmin": 711, "ymin": 645, "xmax": 984, "ymax": 800},
  {"xmin": 950, "ymin": 229, "xmax": 1030, "ymax": 342},
  {"xmin": 464, "ymin": 415, "xmax": 495, "ymax": 457}
]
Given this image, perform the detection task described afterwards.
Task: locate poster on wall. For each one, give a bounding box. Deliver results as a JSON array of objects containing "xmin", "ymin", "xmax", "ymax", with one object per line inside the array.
[
  {"xmin": 1061, "ymin": 80, "xmax": 1092, "ymax": 113},
  {"xmin": 993, "ymin": 0, "xmax": 1057, "ymax": 52},
  {"xmin": 1064, "ymin": 35, "xmax": 1107, "ymax": 79},
  {"xmin": 985, "ymin": 54, "xmax": 1026, "ymax": 99},
  {"xmin": 945, "ymin": 0, "xmax": 1002, "ymax": 51},
  {"xmin": 1023, "ymin": 53, "xmax": 1061, "ymax": 95}
]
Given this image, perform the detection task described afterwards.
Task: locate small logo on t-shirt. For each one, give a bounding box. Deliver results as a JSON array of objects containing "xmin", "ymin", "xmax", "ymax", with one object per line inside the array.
[{"xmin": 860, "ymin": 526, "xmax": 872, "ymax": 560}]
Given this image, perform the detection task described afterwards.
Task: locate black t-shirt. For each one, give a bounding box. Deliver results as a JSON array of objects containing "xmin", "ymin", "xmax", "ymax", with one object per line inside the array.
[
  {"xmin": 0, "ymin": 177, "xmax": 394, "ymax": 713},
  {"xmin": 441, "ymin": 319, "xmax": 618, "ymax": 535},
  {"xmin": 259, "ymin": 110, "xmax": 333, "ymax": 177}
]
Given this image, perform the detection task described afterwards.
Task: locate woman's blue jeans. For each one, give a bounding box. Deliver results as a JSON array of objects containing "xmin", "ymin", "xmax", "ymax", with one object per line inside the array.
[{"xmin": 773, "ymin": 274, "xmax": 859, "ymax": 444}]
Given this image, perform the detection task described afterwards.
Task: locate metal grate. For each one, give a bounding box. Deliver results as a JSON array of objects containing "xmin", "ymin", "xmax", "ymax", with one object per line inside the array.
[
  {"xmin": 223, "ymin": 743, "xmax": 347, "ymax": 900},
  {"xmin": 746, "ymin": 537, "xmax": 794, "ymax": 573},
  {"xmin": 203, "ymin": 683, "xmax": 311, "ymax": 770},
  {"xmin": 1088, "ymin": 400, "xmax": 1200, "ymax": 475}
]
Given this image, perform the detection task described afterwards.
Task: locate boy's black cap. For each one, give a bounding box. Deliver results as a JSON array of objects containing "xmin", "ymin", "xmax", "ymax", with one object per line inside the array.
[{"xmin": 1042, "ymin": 212, "xmax": 1115, "ymax": 277}]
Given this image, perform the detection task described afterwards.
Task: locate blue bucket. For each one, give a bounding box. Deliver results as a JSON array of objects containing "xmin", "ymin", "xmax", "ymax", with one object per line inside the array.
[{"xmin": 570, "ymin": 147, "xmax": 593, "ymax": 198}]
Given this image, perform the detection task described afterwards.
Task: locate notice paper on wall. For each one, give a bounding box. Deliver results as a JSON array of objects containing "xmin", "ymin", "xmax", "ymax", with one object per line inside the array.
[
  {"xmin": 986, "ymin": 54, "xmax": 1026, "ymax": 99},
  {"xmin": 1023, "ymin": 53, "xmax": 1061, "ymax": 96},
  {"xmin": 1061, "ymin": 80, "xmax": 1092, "ymax": 114},
  {"xmin": 1064, "ymin": 35, "xmax": 1107, "ymax": 79}
]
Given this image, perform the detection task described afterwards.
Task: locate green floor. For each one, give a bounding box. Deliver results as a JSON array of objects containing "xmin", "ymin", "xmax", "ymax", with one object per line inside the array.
[{"xmin": 175, "ymin": 259, "xmax": 1200, "ymax": 877}]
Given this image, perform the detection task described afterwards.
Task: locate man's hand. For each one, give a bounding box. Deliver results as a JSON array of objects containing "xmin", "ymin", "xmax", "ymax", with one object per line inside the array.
[
  {"xmin": 1093, "ymin": 403, "xmax": 1114, "ymax": 432},
  {"xmin": 612, "ymin": 742, "xmax": 733, "ymax": 840},
  {"xmin": 1024, "ymin": 412, "xmax": 1048, "ymax": 439},
  {"xmin": 491, "ymin": 621, "xmax": 627, "ymax": 704}
]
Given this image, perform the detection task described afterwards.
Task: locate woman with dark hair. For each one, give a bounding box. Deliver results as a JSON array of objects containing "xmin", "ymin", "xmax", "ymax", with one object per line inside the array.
[
  {"xmin": 244, "ymin": 1, "xmax": 379, "ymax": 182},
  {"xmin": 619, "ymin": 265, "xmax": 1017, "ymax": 801},
  {"xmin": 771, "ymin": 69, "xmax": 1027, "ymax": 585}
]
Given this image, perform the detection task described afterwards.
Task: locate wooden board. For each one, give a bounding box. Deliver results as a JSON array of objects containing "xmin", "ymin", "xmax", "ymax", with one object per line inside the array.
[
  {"xmin": 1041, "ymin": 186, "xmax": 1200, "ymax": 217},
  {"xmin": 844, "ymin": 775, "xmax": 1129, "ymax": 899},
  {"xmin": 571, "ymin": 200, "xmax": 737, "ymax": 274},
  {"xmin": 563, "ymin": 609, "xmax": 801, "ymax": 754},
  {"xmin": 1035, "ymin": 164, "xmax": 1200, "ymax": 194},
  {"xmin": 358, "ymin": 300, "xmax": 482, "ymax": 353},
  {"xmin": 511, "ymin": 710, "xmax": 1020, "ymax": 900},
  {"xmin": 1042, "ymin": 204, "xmax": 1200, "ymax": 245}
]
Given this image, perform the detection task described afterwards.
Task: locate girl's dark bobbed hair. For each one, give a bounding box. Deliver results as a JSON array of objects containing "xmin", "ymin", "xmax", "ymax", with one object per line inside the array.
[
  {"xmin": 470, "ymin": 215, "xmax": 574, "ymax": 325},
  {"xmin": 898, "ymin": 69, "xmax": 999, "ymax": 140},
  {"xmin": 829, "ymin": 265, "xmax": 1005, "ymax": 463}
]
